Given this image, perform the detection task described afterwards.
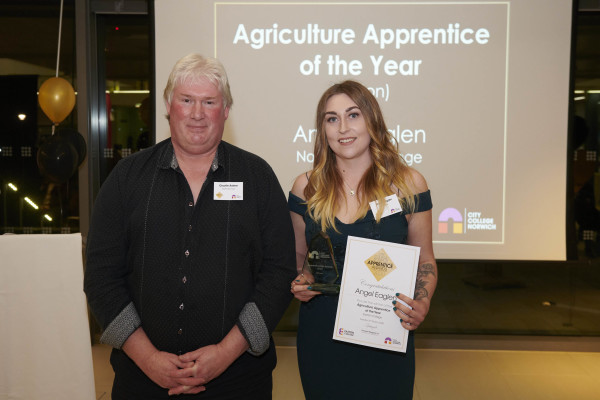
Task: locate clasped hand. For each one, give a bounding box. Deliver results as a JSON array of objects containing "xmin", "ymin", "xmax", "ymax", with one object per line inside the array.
[
  {"xmin": 138, "ymin": 344, "xmax": 233, "ymax": 396},
  {"xmin": 166, "ymin": 343, "xmax": 234, "ymax": 396}
]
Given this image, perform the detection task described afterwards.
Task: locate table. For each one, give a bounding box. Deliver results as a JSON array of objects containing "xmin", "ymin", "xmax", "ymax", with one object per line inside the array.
[{"xmin": 0, "ymin": 233, "xmax": 95, "ymax": 400}]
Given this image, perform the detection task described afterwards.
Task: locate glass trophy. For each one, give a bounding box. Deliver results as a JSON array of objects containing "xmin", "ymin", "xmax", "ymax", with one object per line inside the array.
[{"xmin": 302, "ymin": 231, "xmax": 340, "ymax": 294}]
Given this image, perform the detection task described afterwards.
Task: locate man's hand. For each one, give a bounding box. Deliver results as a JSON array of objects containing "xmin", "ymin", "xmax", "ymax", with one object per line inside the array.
[
  {"xmin": 168, "ymin": 325, "xmax": 250, "ymax": 396},
  {"xmin": 168, "ymin": 343, "xmax": 233, "ymax": 395},
  {"xmin": 138, "ymin": 349, "xmax": 197, "ymax": 390},
  {"xmin": 122, "ymin": 327, "xmax": 196, "ymax": 390}
]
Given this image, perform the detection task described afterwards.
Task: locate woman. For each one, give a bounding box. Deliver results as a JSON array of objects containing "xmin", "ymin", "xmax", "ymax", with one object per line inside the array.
[{"xmin": 289, "ymin": 80, "xmax": 437, "ymax": 399}]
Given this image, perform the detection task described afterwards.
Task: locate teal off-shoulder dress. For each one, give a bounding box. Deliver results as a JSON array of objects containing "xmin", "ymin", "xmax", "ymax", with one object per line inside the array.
[{"xmin": 288, "ymin": 190, "xmax": 432, "ymax": 400}]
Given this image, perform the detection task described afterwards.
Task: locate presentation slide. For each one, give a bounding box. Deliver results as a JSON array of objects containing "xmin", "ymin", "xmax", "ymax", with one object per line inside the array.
[{"xmin": 154, "ymin": 0, "xmax": 573, "ymax": 260}]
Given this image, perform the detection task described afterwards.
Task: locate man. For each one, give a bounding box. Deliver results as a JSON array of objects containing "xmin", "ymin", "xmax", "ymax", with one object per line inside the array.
[{"xmin": 84, "ymin": 54, "xmax": 296, "ymax": 399}]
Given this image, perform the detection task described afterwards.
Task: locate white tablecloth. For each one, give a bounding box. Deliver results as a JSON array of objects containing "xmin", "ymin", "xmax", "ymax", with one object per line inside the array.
[{"xmin": 0, "ymin": 233, "xmax": 95, "ymax": 400}]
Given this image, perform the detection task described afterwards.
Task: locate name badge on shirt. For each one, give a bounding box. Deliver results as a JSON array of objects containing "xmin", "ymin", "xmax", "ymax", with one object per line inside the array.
[
  {"xmin": 214, "ymin": 182, "xmax": 243, "ymax": 200},
  {"xmin": 369, "ymin": 194, "xmax": 402, "ymax": 218}
]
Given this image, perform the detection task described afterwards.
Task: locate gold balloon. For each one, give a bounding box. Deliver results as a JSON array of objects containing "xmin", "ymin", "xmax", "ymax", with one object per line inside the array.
[{"xmin": 38, "ymin": 77, "xmax": 76, "ymax": 124}]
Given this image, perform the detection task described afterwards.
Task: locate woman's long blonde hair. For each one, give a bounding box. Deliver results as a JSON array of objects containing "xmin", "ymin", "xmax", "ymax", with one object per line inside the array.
[{"xmin": 305, "ymin": 80, "xmax": 416, "ymax": 232}]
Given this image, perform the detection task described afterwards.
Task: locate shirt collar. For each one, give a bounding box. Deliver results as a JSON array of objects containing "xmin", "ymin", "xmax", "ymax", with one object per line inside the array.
[{"xmin": 158, "ymin": 140, "xmax": 223, "ymax": 172}]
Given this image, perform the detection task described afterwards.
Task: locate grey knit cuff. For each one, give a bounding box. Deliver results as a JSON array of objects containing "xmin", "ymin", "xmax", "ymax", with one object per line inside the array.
[
  {"xmin": 238, "ymin": 302, "xmax": 270, "ymax": 356},
  {"xmin": 99, "ymin": 302, "xmax": 141, "ymax": 349}
]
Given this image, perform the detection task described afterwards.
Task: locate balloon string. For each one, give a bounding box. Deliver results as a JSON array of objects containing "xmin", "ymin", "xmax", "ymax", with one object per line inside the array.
[
  {"xmin": 55, "ymin": 0, "xmax": 64, "ymax": 77},
  {"xmin": 52, "ymin": 0, "xmax": 64, "ymax": 134}
]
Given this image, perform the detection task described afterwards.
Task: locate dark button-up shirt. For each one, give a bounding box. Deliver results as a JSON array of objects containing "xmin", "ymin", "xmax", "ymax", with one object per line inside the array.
[{"xmin": 84, "ymin": 139, "xmax": 296, "ymax": 360}]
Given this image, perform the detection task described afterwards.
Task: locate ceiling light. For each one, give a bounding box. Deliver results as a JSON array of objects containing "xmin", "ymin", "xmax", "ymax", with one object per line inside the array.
[{"xmin": 24, "ymin": 197, "xmax": 39, "ymax": 210}]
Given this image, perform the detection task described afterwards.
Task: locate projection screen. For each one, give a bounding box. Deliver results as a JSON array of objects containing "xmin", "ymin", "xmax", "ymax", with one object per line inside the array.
[{"xmin": 154, "ymin": 0, "xmax": 573, "ymax": 261}]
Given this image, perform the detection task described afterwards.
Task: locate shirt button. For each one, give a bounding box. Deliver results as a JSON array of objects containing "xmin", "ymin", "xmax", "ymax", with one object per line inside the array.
[
  {"xmin": 185, "ymin": 250, "xmax": 190, "ymax": 257},
  {"xmin": 188, "ymin": 225, "xmax": 192, "ymax": 231},
  {"xmin": 178, "ymin": 329, "xmax": 183, "ymax": 335},
  {"xmin": 182, "ymin": 276, "xmax": 187, "ymax": 284},
  {"xmin": 188, "ymin": 201, "xmax": 193, "ymax": 207},
  {"xmin": 179, "ymin": 303, "xmax": 184, "ymax": 310}
]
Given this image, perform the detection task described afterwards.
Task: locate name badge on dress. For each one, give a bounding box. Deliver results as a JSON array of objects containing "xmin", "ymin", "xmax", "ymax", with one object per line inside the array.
[
  {"xmin": 369, "ymin": 194, "xmax": 402, "ymax": 218},
  {"xmin": 214, "ymin": 182, "xmax": 243, "ymax": 200}
]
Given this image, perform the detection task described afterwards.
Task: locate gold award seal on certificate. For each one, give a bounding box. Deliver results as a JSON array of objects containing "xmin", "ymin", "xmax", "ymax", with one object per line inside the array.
[
  {"xmin": 333, "ymin": 236, "xmax": 420, "ymax": 353},
  {"xmin": 365, "ymin": 248, "xmax": 397, "ymax": 281}
]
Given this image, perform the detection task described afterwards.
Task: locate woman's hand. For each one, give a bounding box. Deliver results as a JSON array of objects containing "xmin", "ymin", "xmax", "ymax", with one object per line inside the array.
[
  {"xmin": 290, "ymin": 273, "xmax": 322, "ymax": 302},
  {"xmin": 392, "ymin": 292, "xmax": 431, "ymax": 331}
]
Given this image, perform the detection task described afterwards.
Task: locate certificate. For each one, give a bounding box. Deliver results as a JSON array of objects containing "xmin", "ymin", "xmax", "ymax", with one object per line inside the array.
[{"xmin": 332, "ymin": 236, "xmax": 420, "ymax": 353}]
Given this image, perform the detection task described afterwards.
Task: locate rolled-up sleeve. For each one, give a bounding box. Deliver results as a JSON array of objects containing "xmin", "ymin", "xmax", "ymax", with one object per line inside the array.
[
  {"xmin": 99, "ymin": 302, "xmax": 141, "ymax": 348},
  {"xmin": 237, "ymin": 302, "xmax": 270, "ymax": 355}
]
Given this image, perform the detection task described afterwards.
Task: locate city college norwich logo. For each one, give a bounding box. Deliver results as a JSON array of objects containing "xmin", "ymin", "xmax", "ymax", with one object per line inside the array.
[
  {"xmin": 438, "ymin": 208, "xmax": 463, "ymax": 234},
  {"xmin": 438, "ymin": 207, "xmax": 497, "ymax": 234},
  {"xmin": 364, "ymin": 248, "xmax": 397, "ymax": 281},
  {"xmin": 338, "ymin": 328, "xmax": 354, "ymax": 336}
]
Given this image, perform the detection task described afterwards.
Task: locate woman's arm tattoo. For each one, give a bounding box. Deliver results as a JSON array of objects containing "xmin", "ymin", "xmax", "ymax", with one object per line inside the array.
[{"xmin": 414, "ymin": 263, "xmax": 436, "ymax": 300}]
